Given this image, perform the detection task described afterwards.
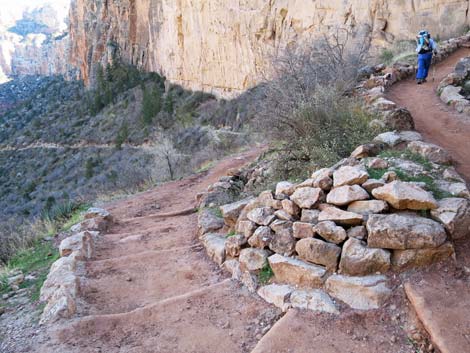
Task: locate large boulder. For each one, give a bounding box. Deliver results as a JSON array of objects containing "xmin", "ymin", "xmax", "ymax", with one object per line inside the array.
[
  {"xmin": 236, "ymin": 220, "xmax": 257, "ymax": 239},
  {"xmin": 290, "ymin": 289, "xmax": 339, "ymax": 314},
  {"xmin": 440, "ymin": 85, "xmax": 466, "ymax": 106},
  {"xmin": 347, "ymin": 200, "xmax": 389, "ymax": 215},
  {"xmin": 220, "ymin": 197, "xmax": 254, "ymax": 228},
  {"xmin": 40, "ymin": 255, "xmax": 79, "ymax": 303},
  {"xmin": 326, "ymin": 185, "xmax": 370, "ymax": 206},
  {"xmin": 362, "ymin": 179, "xmax": 385, "ymax": 193},
  {"xmin": 407, "ymin": 141, "xmax": 452, "ymax": 164},
  {"xmin": 257, "ymin": 284, "xmax": 292, "ymax": 311},
  {"xmin": 281, "ymin": 199, "xmax": 300, "ymax": 217},
  {"xmin": 333, "ymin": 166, "xmax": 369, "ymax": 187},
  {"xmin": 300, "ymin": 209, "xmax": 320, "ymax": 223},
  {"xmin": 367, "ymin": 213, "xmax": 447, "ymax": 250},
  {"xmin": 347, "ymin": 225, "xmax": 367, "ymax": 240},
  {"xmin": 372, "ymin": 97, "xmax": 396, "ymax": 111},
  {"xmin": 290, "ymin": 187, "xmax": 324, "ymax": 209},
  {"xmin": 59, "ymin": 232, "xmax": 94, "ymax": 259},
  {"xmin": 247, "ymin": 207, "xmax": 276, "ymax": 226},
  {"xmin": 373, "ymin": 131, "xmax": 422, "ymax": 147},
  {"xmin": 435, "ymin": 180, "xmax": 470, "ymax": 199},
  {"xmin": 293, "ymin": 222, "xmax": 315, "ymax": 239},
  {"xmin": 239, "ymin": 248, "xmax": 269, "ymax": 272},
  {"xmin": 296, "ymin": 238, "xmax": 341, "ymax": 271},
  {"xmin": 225, "ymin": 234, "xmax": 247, "ymax": 257},
  {"xmin": 269, "ymin": 220, "xmax": 296, "ymax": 255},
  {"xmin": 223, "ymin": 259, "xmax": 242, "ymax": 280},
  {"xmin": 248, "ymin": 226, "xmax": 273, "ymax": 249},
  {"xmin": 201, "ymin": 233, "xmax": 226, "ymax": 265},
  {"xmin": 455, "ymin": 56, "xmax": 470, "ymax": 79},
  {"xmin": 318, "ymin": 205, "xmax": 364, "ymax": 225},
  {"xmin": 350, "ymin": 144, "xmax": 381, "ymax": 159},
  {"xmin": 391, "ymin": 242, "xmax": 455, "ymax": 271},
  {"xmin": 372, "ymin": 181, "xmax": 438, "ymax": 210},
  {"xmin": 311, "ymin": 168, "xmax": 334, "ymax": 191},
  {"xmin": 71, "ymin": 217, "xmax": 108, "ymax": 233},
  {"xmin": 40, "ymin": 287, "xmax": 77, "ymax": 324},
  {"xmin": 275, "ymin": 181, "xmax": 295, "ymax": 198},
  {"xmin": 274, "ymin": 209, "xmax": 295, "ymax": 221},
  {"xmin": 430, "ymin": 198, "xmax": 470, "ymax": 240},
  {"xmin": 197, "ymin": 209, "xmax": 224, "ymax": 237},
  {"xmin": 84, "ymin": 207, "xmax": 113, "ymax": 222},
  {"xmin": 257, "ymin": 190, "xmax": 283, "ymax": 209},
  {"xmin": 268, "ymin": 254, "xmax": 326, "ymax": 288},
  {"xmin": 325, "ymin": 274, "xmax": 391, "ymax": 310},
  {"xmin": 313, "ymin": 221, "xmax": 347, "ymax": 244},
  {"xmin": 382, "ymin": 108, "xmax": 415, "ymax": 131},
  {"xmin": 339, "ymin": 238, "xmax": 391, "ymax": 276},
  {"xmin": 367, "ymin": 157, "xmax": 389, "ymax": 169}
]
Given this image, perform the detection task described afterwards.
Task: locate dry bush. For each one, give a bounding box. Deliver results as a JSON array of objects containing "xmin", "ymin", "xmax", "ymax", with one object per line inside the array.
[
  {"xmin": 0, "ymin": 219, "xmax": 41, "ymax": 264},
  {"xmin": 256, "ymin": 28, "xmax": 379, "ymax": 178}
]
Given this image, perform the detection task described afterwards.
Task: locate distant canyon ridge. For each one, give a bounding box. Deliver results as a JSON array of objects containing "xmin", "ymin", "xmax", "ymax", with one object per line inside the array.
[{"xmin": 2, "ymin": 0, "xmax": 470, "ymax": 97}]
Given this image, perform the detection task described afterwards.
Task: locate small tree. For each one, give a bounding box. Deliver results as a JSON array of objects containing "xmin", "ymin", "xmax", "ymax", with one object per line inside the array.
[
  {"xmin": 148, "ymin": 137, "xmax": 181, "ymax": 181},
  {"xmin": 115, "ymin": 122, "xmax": 129, "ymax": 150},
  {"xmin": 141, "ymin": 84, "xmax": 162, "ymax": 125}
]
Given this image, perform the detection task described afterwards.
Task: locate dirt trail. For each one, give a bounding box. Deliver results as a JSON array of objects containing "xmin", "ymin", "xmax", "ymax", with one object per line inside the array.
[
  {"xmin": 387, "ymin": 48, "xmax": 470, "ymax": 181},
  {"xmin": 388, "ymin": 49, "xmax": 470, "ymax": 353},
  {"xmin": 36, "ymin": 146, "xmax": 284, "ymax": 353}
]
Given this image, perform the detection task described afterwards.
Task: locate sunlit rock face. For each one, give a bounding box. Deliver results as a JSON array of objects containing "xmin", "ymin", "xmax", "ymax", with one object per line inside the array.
[
  {"xmin": 0, "ymin": 0, "xmax": 72, "ymax": 82},
  {"xmin": 69, "ymin": 0, "xmax": 470, "ymax": 97}
]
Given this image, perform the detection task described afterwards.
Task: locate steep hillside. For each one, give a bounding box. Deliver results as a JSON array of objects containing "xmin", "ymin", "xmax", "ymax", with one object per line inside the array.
[
  {"xmin": 69, "ymin": 0, "xmax": 470, "ymax": 96},
  {"xmin": 0, "ymin": 65, "xmax": 255, "ymax": 222}
]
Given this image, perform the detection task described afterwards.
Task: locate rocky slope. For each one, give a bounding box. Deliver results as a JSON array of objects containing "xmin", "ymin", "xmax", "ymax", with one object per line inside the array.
[
  {"xmin": 0, "ymin": 69, "xmax": 252, "ymax": 222},
  {"xmin": 69, "ymin": 0, "xmax": 470, "ymax": 97}
]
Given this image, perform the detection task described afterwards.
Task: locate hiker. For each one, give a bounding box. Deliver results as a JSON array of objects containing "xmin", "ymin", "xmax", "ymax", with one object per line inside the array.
[{"xmin": 416, "ymin": 30, "xmax": 438, "ymax": 84}]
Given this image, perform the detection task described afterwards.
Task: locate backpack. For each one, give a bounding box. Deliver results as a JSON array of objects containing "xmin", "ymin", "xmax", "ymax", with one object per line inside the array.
[{"xmin": 417, "ymin": 31, "xmax": 432, "ymax": 53}]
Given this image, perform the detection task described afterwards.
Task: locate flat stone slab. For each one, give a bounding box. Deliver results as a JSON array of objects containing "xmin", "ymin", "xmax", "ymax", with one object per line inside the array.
[
  {"xmin": 201, "ymin": 233, "xmax": 226, "ymax": 265},
  {"xmin": 268, "ymin": 254, "xmax": 326, "ymax": 288},
  {"xmin": 290, "ymin": 289, "xmax": 338, "ymax": 314},
  {"xmin": 251, "ymin": 309, "xmax": 410, "ymax": 353},
  {"xmin": 405, "ymin": 279, "xmax": 470, "ymax": 353},
  {"xmin": 257, "ymin": 284, "xmax": 293, "ymax": 311},
  {"xmin": 325, "ymin": 274, "xmax": 391, "ymax": 310},
  {"xmin": 367, "ymin": 213, "xmax": 447, "ymax": 250}
]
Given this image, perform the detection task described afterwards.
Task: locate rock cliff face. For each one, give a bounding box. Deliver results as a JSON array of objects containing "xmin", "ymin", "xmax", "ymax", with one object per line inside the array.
[
  {"xmin": 0, "ymin": 0, "xmax": 73, "ymax": 82},
  {"xmin": 69, "ymin": 0, "xmax": 470, "ymax": 97}
]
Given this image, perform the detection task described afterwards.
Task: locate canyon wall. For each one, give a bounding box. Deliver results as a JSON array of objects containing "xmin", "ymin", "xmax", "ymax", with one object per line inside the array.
[
  {"xmin": 0, "ymin": 0, "xmax": 73, "ymax": 82},
  {"xmin": 50, "ymin": 0, "xmax": 470, "ymax": 96}
]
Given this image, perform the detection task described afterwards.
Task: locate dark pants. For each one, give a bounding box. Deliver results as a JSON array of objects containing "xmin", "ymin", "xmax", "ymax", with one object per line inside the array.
[{"xmin": 416, "ymin": 52, "xmax": 433, "ymax": 80}]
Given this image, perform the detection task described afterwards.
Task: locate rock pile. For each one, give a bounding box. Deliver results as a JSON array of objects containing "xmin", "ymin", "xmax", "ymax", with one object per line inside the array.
[
  {"xmin": 197, "ymin": 131, "xmax": 470, "ymax": 313},
  {"xmin": 39, "ymin": 208, "xmax": 113, "ymax": 324},
  {"xmin": 438, "ymin": 56, "xmax": 470, "ymax": 115}
]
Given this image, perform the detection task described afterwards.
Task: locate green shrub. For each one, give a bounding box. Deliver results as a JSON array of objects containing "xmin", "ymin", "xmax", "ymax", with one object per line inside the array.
[
  {"xmin": 85, "ymin": 157, "xmax": 95, "ymax": 179},
  {"xmin": 115, "ymin": 122, "xmax": 129, "ymax": 150},
  {"xmin": 142, "ymin": 84, "xmax": 162, "ymax": 125},
  {"xmin": 258, "ymin": 263, "xmax": 274, "ymax": 285}
]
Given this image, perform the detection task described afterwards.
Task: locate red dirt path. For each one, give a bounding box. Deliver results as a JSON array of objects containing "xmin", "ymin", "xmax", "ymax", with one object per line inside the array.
[{"xmin": 387, "ymin": 48, "xmax": 470, "ymax": 181}]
